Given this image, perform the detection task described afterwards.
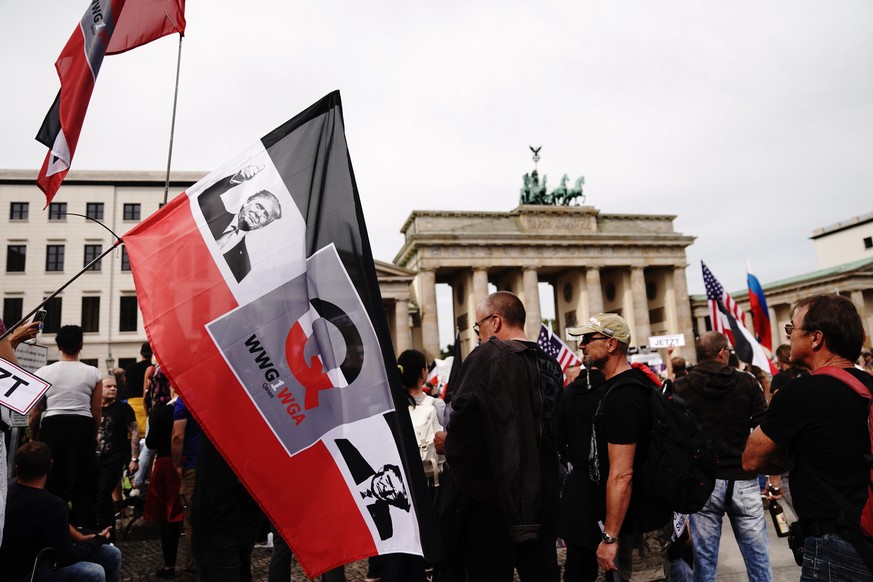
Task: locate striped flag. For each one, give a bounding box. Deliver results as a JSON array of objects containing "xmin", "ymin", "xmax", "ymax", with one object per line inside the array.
[
  {"xmin": 36, "ymin": 0, "xmax": 186, "ymax": 204},
  {"xmin": 124, "ymin": 93, "xmax": 439, "ymax": 576},
  {"xmin": 746, "ymin": 261, "xmax": 773, "ymax": 352},
  {"xmin": 537, "ymin": 323, "xmax": 581, "ymax": 384},
  {"xmin": 702, "ymin": 262, "xmax": 776, "ymax": 374}
]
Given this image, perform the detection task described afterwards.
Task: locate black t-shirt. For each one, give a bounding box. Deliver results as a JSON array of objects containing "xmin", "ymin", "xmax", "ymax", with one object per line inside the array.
[
  {"xmin": 0, "ymin": 483, "xmax": 104, "ymax": 582},
  {"xmin": 145, "ymin": 402, "xmax": 175, "ymax": 458},
  {"xmin": 596, "ymin": 368, "xmax": 672, "ymax": 534},
  {"xmin": 97, "ymin": 400, "xmax": 135, "ymax": 457},
  {"xmin": 761, "ymin": 368, "xmax": 872, "ymax": 522},
  {"xmin": 124, "ymin": 359, "xmax": 150, "ymax": 399}
]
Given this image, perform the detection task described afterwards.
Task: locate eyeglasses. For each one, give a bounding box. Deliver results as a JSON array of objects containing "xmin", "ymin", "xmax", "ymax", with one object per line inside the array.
[
  {"xmin": 784, "ymin": 323, "xmax": 803, "ymax": 335},
  {"xmin": 579, "ymin": 333, "xmax": 610, "ymax": 345},
  {"xmin": 473, "ymin": 313, "xmax": 497, "ymax": 335}
]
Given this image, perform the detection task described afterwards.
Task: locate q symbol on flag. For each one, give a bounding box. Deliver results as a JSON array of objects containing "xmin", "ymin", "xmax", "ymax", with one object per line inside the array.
[{"xmin": 285, "ymin": 298, "xmax": 364, "ymax": 410}]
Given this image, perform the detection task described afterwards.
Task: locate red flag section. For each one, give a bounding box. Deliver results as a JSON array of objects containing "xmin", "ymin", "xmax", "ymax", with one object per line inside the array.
[
  {"xmin": 107, "ymin": 0, "xmax": 185, "ymax": 55},
  {"xmin": 124, "ymin": 93, "xmax": 439, "ymax": 576},
  {"xmin": 36, "ymin": 0, "xmax": 186, "ymax": 205}
]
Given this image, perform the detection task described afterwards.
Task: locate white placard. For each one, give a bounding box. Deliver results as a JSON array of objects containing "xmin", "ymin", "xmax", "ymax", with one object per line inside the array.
[
  {"xmin": 648, "ymin": 333, "xmax": 686, "ymax": 349},
  {"xmin": 0, "ymin": 357, "xmax": 51, "ymax": 416},
  {"xmin": 13, "ymin": 342, "xmax": 48, "ymax": 373}
]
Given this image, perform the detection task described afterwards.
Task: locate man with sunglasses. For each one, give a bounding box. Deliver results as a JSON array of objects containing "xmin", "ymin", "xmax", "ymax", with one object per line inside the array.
[
  {"xmin": 744, "ymin": 295, "xmax": 873, "ymax": 579},
  {"xmin": 567, "ymin": 313, "xmax": 672, "ymax": 581},
  {"xmin": 673, "ymin": 331, "xmax": 772, "ymax": 582},
  {"xmin": 441, "ymin": 291, "xmax": 563, "ymax": 581}
]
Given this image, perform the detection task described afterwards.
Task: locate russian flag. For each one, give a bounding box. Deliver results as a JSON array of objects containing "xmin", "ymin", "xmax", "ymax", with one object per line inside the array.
[{"xmin": 747, "ymin": 261, "xmax": 772, "ymax": 353}]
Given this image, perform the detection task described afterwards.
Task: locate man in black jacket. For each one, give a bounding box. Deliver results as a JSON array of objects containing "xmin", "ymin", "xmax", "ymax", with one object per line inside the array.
[
  {"xmin": 441, "ymin": 291, "xmax": 563, "ymax": 581},
  {"xmin": 0, "ymin": 442, "xmax": 120, "ymax": 582},
  {"xmin": 675, "ymin": 331, "xmax": 772, "ymax": 582}
]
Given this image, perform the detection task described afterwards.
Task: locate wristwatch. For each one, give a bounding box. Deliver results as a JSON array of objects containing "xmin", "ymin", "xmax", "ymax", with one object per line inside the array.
[{"xmin": 602, "ymin": 531, "xmax": 618, "ymax": 544}]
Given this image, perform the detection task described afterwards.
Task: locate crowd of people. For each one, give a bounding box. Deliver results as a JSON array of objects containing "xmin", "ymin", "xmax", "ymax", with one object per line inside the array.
[{"xmin": 2, "ymin": 289, "xmax": 873, "ymax": 582}]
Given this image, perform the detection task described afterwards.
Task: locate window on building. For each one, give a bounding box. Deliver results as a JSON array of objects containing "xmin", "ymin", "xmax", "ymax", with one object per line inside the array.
[
  {"xmin": 81, "ymin": 358, "xmax": 99, "ymax": 368},
  {"xmin": 118, "ymin": 357, "xmax": 136, "ymax": 370},
  {"xmin": 42, "ymin": 297, "xmax": 62, "ymax": 334},
  {"xmin": 865, "ymin": 236, "xmax": 873, "ymax": 249},
  {"xmin": 82, "ymin": 296, "xmax": 100, "ymax": 332},
  {"xmin": 3, "ymin": 298, "xmax": 23, "ymax": 325},
  {"xmin": 48, "ymin": 203, "xmax": 67, "ymax": 220},
  {"xmin": 84, "ymin": 244, "xmax": 103, "ymax": 271},
  {"xmin": 120, "ymin": 247, "xmax": 131, "ymax": 271},
  {"xmin": 6, "ymin": 245, "xmax": 26, "ymax": 272},
  {"xmin": 9, "ymin": 202, "xmax": 28, "ymax": 220},
  {"xmin": 86, "ymin": 203, "xmax": 104, "ymax": 221},
  {"xmin": 46, "ymin": 245, "xmax": 64, "ymax": 271},
  {"xmin": 120, "ymin": 296, "xmax": 138, "ymax": 332},
  {"xmin": 123, "ymin": 204, "xmax": 141, "ymax": 221}
]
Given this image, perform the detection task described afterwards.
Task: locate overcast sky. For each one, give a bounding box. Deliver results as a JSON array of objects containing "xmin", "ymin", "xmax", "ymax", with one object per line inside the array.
[{"xmin": 2, "ymin": 1, "xmax": 872, "ymax": 345}]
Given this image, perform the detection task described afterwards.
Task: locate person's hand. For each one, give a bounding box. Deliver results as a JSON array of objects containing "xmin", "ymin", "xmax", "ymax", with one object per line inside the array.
[
  {"xmin": 434, "ymin": 431, "xmax": 447, "ymax": 455},
  {"xmin": 596, "ymin": 540, "xmax": 619, "ymax": 572},
  {"xmin": 128, "ymin": 459, "xmax": 139, "ymax": 474},
  {"xmin": 9, "ymin": 321, "xmax": 39, "ymax": 349},
  {"xmin": 237, "ymin": 164, "xmax": 263, "ymax": 181},
  {"xmin": 667, "ymin": 345, "xmax": 675, "ymax": 357}
]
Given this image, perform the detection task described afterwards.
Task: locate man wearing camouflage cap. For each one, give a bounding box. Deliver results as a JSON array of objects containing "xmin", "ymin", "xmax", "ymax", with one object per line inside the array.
[{"xmin": 568, "ymin": 313, "xmax": 672, "ymax": 581}]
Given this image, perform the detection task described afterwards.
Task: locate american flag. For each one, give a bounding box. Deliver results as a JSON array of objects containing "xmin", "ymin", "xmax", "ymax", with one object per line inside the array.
[
  {"xmin": 702, "ymin": 261, "xmax": 746, "ymax": 346},
  {"xmin": 537, "ymin": 324, "xmax": 582, "ymax": 384}
]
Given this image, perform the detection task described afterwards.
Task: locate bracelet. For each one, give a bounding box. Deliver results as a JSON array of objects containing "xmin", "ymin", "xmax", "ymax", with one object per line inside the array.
[
  {"xmin": 131, "ymin": 459, "xmax": 139, "ymax": 462},
  {"xmin": 767, "ymin": 481, "xmax": 781, "ymax": 492}
]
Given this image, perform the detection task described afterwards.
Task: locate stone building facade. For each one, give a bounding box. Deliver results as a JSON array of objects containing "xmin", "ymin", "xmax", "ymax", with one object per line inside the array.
[{"xmin": 393, "ymin": 205, "xmax": 697, "ymax": 359}]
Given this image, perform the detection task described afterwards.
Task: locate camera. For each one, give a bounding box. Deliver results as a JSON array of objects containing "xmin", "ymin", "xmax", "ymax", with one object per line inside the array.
[{"xmin": 787, "ymin": 521, "xmax": 804, "ymax": 566}]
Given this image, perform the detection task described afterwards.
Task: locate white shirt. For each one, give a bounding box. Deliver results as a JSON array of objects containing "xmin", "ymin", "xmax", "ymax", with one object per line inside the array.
[{"xmin": 36, "ymin": 361, "xmax": 102, "ymax": 418}]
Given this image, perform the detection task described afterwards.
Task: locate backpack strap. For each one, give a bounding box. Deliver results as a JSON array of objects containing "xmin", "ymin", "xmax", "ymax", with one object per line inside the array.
[{"xmin": 814, "ymin": 366, "xmax": 873, "ymax": 399}]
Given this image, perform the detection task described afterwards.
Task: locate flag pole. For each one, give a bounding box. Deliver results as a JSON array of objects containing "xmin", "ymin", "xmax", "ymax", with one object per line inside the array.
[{"xmin": 163, "ymin": 34, "xmax": 184, "ymax": 205}]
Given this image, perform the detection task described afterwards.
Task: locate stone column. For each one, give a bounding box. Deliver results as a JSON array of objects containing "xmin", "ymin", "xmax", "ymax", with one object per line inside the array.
[
  {"xmin": 586, "ymin": 268, "xmax": 604, "ymax": 316},
  {"xmin": 630, "ymin": 267, "xmax": 651, "ymax": 345},
  {"xmin": 417, "ymin": 270, "xmax": 440, "ymax": 360},
  {"xmin": 522, "ymin": 268, "xmax": 542, "ymax": 340},
  {"xmin": 472, "ymin": 269, "xmax": 489, "ymax": 310},
  {"xmin": 851, "ymin": 290, "xmax": 868, "ymax": 341},
  {"xmin": 394, "ymin": 299, "xmax": 411, "ymax": 354},
  {"xmin": 673, "ymin": 266, "xmax": 696, "ymax": 361}
]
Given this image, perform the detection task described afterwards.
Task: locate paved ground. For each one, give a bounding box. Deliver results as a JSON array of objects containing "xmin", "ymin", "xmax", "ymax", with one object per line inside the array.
[{"xmin": 116, "ymin": 507, "xmax": 798, "ymax": 581}]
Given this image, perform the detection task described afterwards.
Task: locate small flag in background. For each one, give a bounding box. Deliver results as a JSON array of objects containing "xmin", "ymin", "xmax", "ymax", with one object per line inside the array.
[
  {"xmin": 702, "ymin": 262, "xmax": 776, "ymax": 374},
  {"xmin": 36, "ymin": 0, "xmax": 186, "ymax": 204},
  {"xmin": 537, "ymin": 324, "xmax": 582, "ymax": 385},
  {"xmin": 746, "ymin": 261, "xmax": 772, "ymax": 353}
]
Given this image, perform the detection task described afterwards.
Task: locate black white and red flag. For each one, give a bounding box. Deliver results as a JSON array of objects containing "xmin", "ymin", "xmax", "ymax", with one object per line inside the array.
[
  {"xmin": 123, "ymin": 92, "xmax": 440, "ymax": 576},
  {"xmin": 36, "ymin": 0, "xmax": 186, "ymax": 205}
]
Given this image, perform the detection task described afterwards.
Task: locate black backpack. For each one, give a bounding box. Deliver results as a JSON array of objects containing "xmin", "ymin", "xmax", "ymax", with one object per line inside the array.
[{"xmin": 592, "ymin": 376, "xmax": 718, "ymax": 515}]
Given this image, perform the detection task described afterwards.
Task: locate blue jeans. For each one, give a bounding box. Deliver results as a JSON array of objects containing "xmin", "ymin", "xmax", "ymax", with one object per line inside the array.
[
  {"xmin": 800, "ymin": 534, "xmax": 873, "ymax": 581},
  {"xmin": 689, "ymin": 478, "xmax": 771, "ymax": 582},
  {"xmin": 38, "ymin": 544, "xmax": 121, "ymax": 582}
]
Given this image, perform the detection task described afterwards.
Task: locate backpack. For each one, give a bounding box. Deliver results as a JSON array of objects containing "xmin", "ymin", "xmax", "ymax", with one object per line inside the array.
[
  {"xmin": 812, "ymin": 366, "xmax": 873, "ymax": 537},
  {"xmin": 409, "ymin": 397, "xmax": 441, "ymax": 486},
  {"xmin": 592, "ymin": 375, "xmax": 718, "ymax": 515},
  {"xmin": 148, "ymin": 365, "xmax": 172, "ymax": 408}
]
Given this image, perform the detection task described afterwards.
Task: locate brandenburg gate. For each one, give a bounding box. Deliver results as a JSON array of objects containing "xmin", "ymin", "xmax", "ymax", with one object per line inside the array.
[{"xmin": 392, "ymin": 204, "xmax": 696, "ymax": 359}]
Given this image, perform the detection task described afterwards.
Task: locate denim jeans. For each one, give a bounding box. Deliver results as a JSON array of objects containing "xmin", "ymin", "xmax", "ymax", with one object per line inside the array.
[
  {"xmin": 689, "ymin": 478, "xmax": 771, "ymax": 582},
  {"xmin": 800, "ymin": 534, "xmax": 873, "ymax": 581},
  {"xmin": 37, "ymin": 544, "xmax": 122, "ymax": 582}
]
